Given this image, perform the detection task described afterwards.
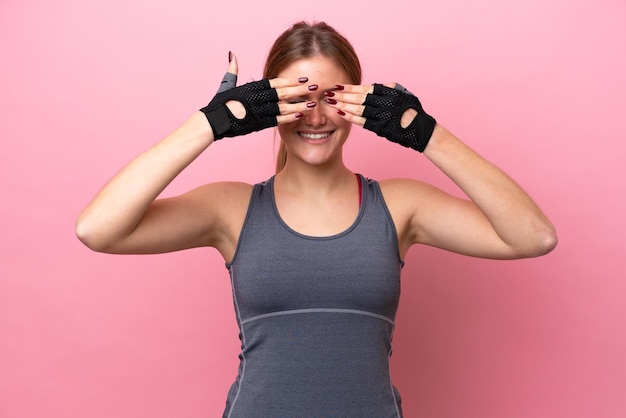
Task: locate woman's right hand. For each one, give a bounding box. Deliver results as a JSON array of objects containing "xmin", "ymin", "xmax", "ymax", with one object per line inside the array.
[{"xmin": 201, "ymin": 52, "xmax": 318, "ymax": 141}]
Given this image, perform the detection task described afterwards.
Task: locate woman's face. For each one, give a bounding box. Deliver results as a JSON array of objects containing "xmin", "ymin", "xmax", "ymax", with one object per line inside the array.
[{"xmin": 277, "ymin": 55, "xmax": 353, "ymax": 168}]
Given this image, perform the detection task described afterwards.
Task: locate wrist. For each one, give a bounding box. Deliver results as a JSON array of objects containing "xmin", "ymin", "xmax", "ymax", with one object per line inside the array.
[
  {"xmin": 174, "ymin": 111, "xmax": 217, "ymax": 148},
  {"xmin": 411, "ymin": 112, "xmax": 437, "ymax": 152},
  {"xmin": 422, "ymin": 124, "xmax": 469, "ymax": 161}
]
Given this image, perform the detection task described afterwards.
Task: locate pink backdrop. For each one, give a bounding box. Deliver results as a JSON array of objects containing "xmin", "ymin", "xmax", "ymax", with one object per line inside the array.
[{"xmin": 1, "ymin": 0, "xmax": 625, "ymax": 417}]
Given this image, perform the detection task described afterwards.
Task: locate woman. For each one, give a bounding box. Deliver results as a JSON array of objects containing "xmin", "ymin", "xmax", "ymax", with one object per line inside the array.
[{"xmin": 76, "ymin": 21, "xmax": 556, "ymax": 417}]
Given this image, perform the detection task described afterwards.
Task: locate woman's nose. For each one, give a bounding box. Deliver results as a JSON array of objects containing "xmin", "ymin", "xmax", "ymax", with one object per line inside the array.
[{"xmin": 304, "ymin": 101, "xmax": 326, "ymax": 126}]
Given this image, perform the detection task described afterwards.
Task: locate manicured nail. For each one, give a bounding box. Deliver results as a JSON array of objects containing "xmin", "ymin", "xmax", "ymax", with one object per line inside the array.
[
  {"xmin": 308, "ymin": 84, "xmax": 319, "ymax": 91},
  {"xmin": 333, "ymin": 85, "xmax": 345, "ymax": 91},
  {"xmin": 229, "ymin": 51, "xmax": 233, "ymax": 62},
  {"xmin": 324, "ymin": 91, "xmax": 335, "ymax": 97},
  {"xmin": 295, "ymin": 112, "xmax": 304, "ymax": 118},
  {"xmin": 326, "ymin": 98, "xmax": 337, "ymax": 105},
  {"xmin": 337, "ymin": 109, "xmax": 346, "ymax": 116},
  {"xmin": 306, "ymin": 101, "xmax": 317, "ymax": 108},
  {"xmin": 298, "ymin": 77, "xmax": 308, "ymax": 83}
]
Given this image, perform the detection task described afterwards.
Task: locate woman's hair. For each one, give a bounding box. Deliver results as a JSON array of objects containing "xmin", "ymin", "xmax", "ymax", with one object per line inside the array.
[{"xmin": 263, "ymin": 21, "xmax": 362, "ymax": 173}]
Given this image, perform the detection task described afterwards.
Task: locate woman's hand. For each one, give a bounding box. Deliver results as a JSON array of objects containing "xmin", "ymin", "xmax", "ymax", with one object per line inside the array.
[
  {"xmin": 325, "ymin": 83, "xmax": 436, "ymax": 152},
  {"xmin": 200, "ymin": 53, "xmax": 321, "ymax": 140}
]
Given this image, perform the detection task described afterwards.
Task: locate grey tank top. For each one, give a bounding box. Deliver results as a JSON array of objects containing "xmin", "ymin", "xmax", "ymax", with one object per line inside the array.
[{"xmin": 223, "ymin": 175, "xmax": 404, "ymax": 417}]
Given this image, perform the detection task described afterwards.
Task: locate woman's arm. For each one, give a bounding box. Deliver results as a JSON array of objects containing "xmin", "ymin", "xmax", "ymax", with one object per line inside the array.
[
  {"xmin": 76, "ymin": 57, "xmax": 316, "ymax": 255},
  {"xmin": 75, "ymin": 112, "xmax": 219, "ymax": 253},
  {"xmin": 399, "ymin": 124, "xmax": 557, "ymax": 259},
  {"xmin": 330, "ymin": 83, "xmax": 557, "ymax": 259}
]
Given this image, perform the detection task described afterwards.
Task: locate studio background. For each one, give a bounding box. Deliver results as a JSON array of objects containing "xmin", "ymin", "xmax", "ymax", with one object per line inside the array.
[{"xmin": 1, "ymin": 0, "xmax": 624, "ymax": 417}]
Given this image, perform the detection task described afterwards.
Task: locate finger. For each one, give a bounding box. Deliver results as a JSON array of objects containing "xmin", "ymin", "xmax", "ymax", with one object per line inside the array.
[
  {"xmin": 326, "ymin": 99, "xmax": 365, "ymax": 118},
  {"xmin": 332, "ymin": 83, "xmax": 374, "ymax": 95},
  {"xmin": 269, "ymin": 76, "xmax": 311, "ymax": 90},
  {"xmin": 277, "ymin": 100, "xmax": 317, "ymax": 115},
  {"xmin": 216, "ymin": 72, "xmax": 237, "ymax": 93},
  {"xmin": 276, "ymin": 112, "xmax": 305, "ymax": 124},
  {"xmin": 392, "ymin": 82, "xmax": 414, "ymax": 96},
  {"xmin": 272, "ymin": 79, "xmax": 322, "ymax": 106},
  {"xmin": 228, "ymin": 51, "xmax": 238, "ymax": 75},
  {"xmin": 324, "ymin": 90, "xmax": 367, "ymax": 106},
  {"xmin": 328, "ymin": 84, "xmax": 375, "ymax": 107},
  {"xmin": 216, "ymin": 52, "xmax": 239, "ymax": 93},
  {"xmin": 325, "ymin": 99, "xmax": 367, "ymax": 126},
  {"xmin": 374, "ymin": 81, "xmax": 415, "ymax": 96},
  {"xmin": 336, "ymin": 108, "xmax": 366, "ymax": 127},
  {"xmin": 275, "ymin": 100, "xmax": 318, "ymax": 124}
]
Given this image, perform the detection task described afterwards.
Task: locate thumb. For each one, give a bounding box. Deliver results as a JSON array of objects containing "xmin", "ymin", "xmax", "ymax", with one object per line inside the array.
[
  {"xmin": 392, "ymin": 82, "xmax": 414, "ymax": 96},
  {"xmin": 216, "ymin": 51, "xmax": 239, "ymax": 93},
  {"xmin": 227, "ymin": 51, "xmax": 238, "ymax": 76}
]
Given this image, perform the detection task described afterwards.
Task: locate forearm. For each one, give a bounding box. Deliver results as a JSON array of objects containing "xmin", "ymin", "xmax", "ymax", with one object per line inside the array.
[
  {"xmin": 423, "ymin": 124, "xmax": 557, "ymax": 256},
  {"xmin": 75, "ymin": 112, "xmax": 214, "ymax": 251}
]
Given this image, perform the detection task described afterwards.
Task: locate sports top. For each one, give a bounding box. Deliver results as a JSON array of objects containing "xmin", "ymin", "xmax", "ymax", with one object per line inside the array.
[{"xmin": 223, "ymin": 175, "xmax": 404, "ymax": 417}]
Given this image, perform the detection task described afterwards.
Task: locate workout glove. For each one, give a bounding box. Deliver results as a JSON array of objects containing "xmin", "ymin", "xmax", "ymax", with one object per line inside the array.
[
  {"xmin": 200, "ymin": 79, "xmax": 280, "ymax": 140},
  {"xmin": 363, "ymin": 84, "xmax": 436, "ymax": 152}
]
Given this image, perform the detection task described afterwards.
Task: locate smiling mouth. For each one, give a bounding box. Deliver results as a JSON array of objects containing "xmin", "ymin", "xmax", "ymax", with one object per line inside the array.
[{"xmin": 298, "ymin": 131, "xmax": 333, "ymax": 140}]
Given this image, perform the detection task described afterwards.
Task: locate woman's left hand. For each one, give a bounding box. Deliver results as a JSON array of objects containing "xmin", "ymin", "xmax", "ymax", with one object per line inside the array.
[{"xmin": 326, "ymin": 83, "xmax": 436, "ymax": 152}]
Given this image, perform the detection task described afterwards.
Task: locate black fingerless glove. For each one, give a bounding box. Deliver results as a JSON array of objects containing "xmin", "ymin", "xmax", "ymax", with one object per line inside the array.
[
  {"xmin": 362, "ymin": 84, "xmax": 436, "ymax": 152},
  {"xmin": 200, "ymin": 79, "xmax": 279, "ymax": 140}
]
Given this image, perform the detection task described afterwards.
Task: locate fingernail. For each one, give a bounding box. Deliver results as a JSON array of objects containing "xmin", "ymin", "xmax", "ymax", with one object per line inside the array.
[
  {"xmin": 306, "ymin": 101, "xmax": 317, "ymax": 108},
  {"xmin": 337, "ymin": 109, "xmax": 346, "ymax": 116},
  {"xmin": 295, "ymin": 112, "xmax": 304, "ymax": 118},
  {"xmin": 326, "ymin": 98, "xmax": 337, "ymax": 105},
  {"xmin": 229, "ymin": 51, "xmax": 233, "ymax": 62},
  {"xmin": 333, "ymin": 85, "xmax": 345, "ymax": 91},
  {"xmin": 324, "ymin": 91, "xmax": 335, "ymax": 97},
  {"xmin": 308, "ymin": 84, "xmax": 319, "ymax": 91},
  {"xmin": 298, "ymin": 77, "xmax": 309, "ymax": 83}
]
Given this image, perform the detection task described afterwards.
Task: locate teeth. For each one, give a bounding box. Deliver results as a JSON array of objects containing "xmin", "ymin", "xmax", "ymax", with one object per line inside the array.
[{"xmin": 299, "ymin": 132, "xmax": 331, "ymax": 140}]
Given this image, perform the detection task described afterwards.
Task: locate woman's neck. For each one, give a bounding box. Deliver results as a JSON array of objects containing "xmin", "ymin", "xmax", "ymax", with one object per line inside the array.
[{"xmin": 272, "ymin": 157, "xmax": 361, "ymax": 237}]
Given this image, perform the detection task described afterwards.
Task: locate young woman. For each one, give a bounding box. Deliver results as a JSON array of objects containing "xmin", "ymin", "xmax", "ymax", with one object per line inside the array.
[{"xmin": 76, "ymin": 21, "xmax": 556, "ymax": 417}]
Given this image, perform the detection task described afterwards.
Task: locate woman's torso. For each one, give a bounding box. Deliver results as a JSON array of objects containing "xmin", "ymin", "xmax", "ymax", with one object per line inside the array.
[{"xmin": 222, "ymin": 175, "xmax": 404, "ymax": 417}]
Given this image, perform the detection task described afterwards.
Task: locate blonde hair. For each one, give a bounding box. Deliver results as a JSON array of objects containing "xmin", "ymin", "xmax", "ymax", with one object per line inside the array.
[{"xmin": 263, "ymin": 21, "xmax": 362, "ymax": 173}]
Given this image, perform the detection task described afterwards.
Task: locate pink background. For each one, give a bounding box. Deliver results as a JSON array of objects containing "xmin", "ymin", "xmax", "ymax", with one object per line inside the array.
[{"xmin": 1, "ymin": 0, "xmax": 625, "ymax": 417}]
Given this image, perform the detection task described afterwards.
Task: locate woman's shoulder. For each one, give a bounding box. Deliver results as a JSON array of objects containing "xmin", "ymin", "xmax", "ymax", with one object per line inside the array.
[
  {"xmin": 183, "ymin": 181, "xmax": 255, "ymax": 258},
  {"xmin": 378, "ymin": 177, "xmax": 436, "ymax": 197},
  {"xmin": 377, "ymin": 177, "xmax": 442, "ymax": 221},
  {"xmin": 201, "ymin": 180, "xmax": 255, "ymax": 193}
]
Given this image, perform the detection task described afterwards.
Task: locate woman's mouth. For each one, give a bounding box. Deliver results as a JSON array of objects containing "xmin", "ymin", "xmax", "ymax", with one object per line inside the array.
[{"xmin": 298, "ymin": 131, "xmax": 333, "ymax": 141}]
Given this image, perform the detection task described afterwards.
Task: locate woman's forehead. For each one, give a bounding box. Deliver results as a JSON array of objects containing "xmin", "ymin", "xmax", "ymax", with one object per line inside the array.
[{"xmin": 277, "ymin": 56, "xmax": 350, "ymax": 84}]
